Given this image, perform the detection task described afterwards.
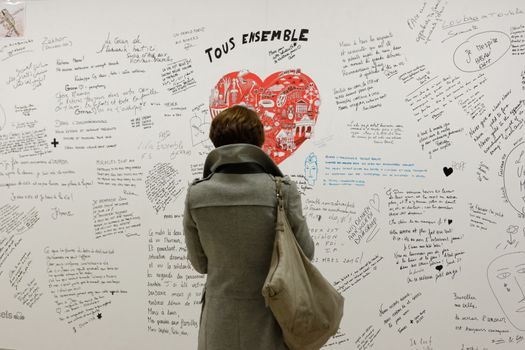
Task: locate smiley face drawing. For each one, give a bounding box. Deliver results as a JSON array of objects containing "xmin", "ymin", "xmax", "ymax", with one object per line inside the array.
[{"xmin": 487, "ymin": 252, "xmax": 525, "ymax": 331}]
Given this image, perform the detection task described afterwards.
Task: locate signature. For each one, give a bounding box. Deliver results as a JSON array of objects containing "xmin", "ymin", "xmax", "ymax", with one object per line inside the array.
[{"xmin": 51, "ymin": 207, "xmax": 74, "ymax": 220}]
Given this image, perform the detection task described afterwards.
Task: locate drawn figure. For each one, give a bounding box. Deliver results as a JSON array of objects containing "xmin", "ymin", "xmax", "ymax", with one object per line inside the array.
[
  {"xmin": 222, "ymin": 77, "xmax": 231, "ymax": 105},
  {"xmin": 304, "ymin": 152, "xmax": 318, "ymax": 186},
  {"xmin": 287, "ymin": 105, "xmax": 294, "ymax": 120},
  {"xmin": 503, "ymin": 142, "xmax": 525, "ymax": 216},
  {"xmin": 229, "ymin": 79, "xmax": 239, "ymax": 104},
  {"xmin": 190, "ymin": 114, "xmax": 210, "ymax": 146},
  {"xmin": 487, "ymin": 252, "xmax": 525, "ymax": 331}
]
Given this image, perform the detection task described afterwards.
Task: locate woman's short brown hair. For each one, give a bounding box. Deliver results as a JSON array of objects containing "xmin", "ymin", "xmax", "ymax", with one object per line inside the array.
[{"xmin": 209, "ymin": 105, "xmax": 265, "ymax": 147}]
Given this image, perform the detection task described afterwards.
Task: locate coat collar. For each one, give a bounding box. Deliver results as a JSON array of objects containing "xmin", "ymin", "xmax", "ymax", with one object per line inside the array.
[{"xmin": 203, "ymin": 143, "xmax": 284, "ymax": 178}]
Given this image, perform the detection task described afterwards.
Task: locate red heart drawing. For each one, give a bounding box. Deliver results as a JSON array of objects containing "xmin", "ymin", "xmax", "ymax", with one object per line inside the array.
[{"xmin": 209, "ymin": 69, "xmax": 321, "ymax": 164}]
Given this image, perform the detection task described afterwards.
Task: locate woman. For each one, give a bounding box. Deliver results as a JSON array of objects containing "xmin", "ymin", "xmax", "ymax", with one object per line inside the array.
[{"xmin": 183, "ymin": 105, "xmax": 315, "ymax": 350}]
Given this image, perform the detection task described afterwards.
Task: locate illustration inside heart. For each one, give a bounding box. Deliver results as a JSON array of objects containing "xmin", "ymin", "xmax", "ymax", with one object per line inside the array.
[{"xmin": 209, "ymin": 69, "xmax": 321, "ymax": 164}]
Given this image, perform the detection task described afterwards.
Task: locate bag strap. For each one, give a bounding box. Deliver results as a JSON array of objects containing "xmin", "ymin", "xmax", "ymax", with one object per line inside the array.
[{"xmin": 275, "ymin": 176, "xmax": 284, "ymax": 210}]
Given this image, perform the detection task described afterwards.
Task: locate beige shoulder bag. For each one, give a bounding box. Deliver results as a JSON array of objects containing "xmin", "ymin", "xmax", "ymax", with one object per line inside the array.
[{"xmin": 262, "ymin": 177, "xmax": 345, "ymax": 350}]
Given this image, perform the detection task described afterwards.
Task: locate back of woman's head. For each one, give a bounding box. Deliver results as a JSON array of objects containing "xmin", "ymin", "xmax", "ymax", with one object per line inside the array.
[{"xmin": 209, "ymin": 105, "xmax": 265, "ymax": 148}]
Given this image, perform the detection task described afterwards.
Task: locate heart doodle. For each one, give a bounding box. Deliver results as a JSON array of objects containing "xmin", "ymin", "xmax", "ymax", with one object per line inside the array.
[
  {"xmin": 443, "ymin": 167, "xmax": 453, "ymax": 177},
  {"xmin": 369, "ymin": 193, "xmax": 380, "ymax": 212},
  {"xmin": 209, "ymin": 69, "xmax": 321, "ymax": 164}
]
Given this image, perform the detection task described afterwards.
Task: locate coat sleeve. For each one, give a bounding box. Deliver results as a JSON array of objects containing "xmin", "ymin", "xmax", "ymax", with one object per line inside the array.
[
  {"xmin": 183, "ymin": 186, "xmax": 208, "ymax": 274},
  {"xmin": 284, "ymin": 179, "xmax": 315, "ymax": 260}
]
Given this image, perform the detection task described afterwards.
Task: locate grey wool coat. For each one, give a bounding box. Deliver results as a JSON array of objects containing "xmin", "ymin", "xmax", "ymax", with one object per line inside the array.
[{"xmin": 183, "ymin": 143, "xmax": 315, "ymax": 350}]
